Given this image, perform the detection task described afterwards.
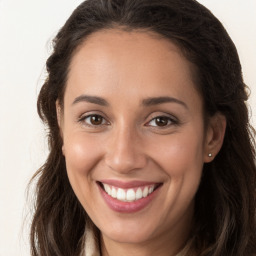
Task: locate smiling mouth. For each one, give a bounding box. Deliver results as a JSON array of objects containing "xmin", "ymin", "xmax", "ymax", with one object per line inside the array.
[{"xmin": 98, "ymin": 182, "xmax": 162, "ymax": 202}]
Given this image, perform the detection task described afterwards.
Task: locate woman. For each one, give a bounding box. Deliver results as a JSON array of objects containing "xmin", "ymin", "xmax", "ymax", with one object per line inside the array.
[{"xmin": 30, "ymin": 0, "xmax": 256, "ymax": 255}]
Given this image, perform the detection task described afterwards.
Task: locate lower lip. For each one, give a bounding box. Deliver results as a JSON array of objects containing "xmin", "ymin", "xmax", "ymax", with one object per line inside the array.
[{"xmin": 98, "ymin": 183, "xmax": 160, "ymax": 213}]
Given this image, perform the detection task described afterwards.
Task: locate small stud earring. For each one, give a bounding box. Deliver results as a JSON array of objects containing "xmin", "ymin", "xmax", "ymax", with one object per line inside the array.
[{"xmin": 208, "ymin": 153, "xmax": 212, "ymax": 157}]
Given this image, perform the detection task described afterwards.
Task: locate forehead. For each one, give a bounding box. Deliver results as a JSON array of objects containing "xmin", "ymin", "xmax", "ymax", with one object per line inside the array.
[
  {"xmin": 65, "ymin": 29, "xmax": 201, "ymax": 109},
  {"xmin": 73, "ymin": 29, "xmax": 182, "ymax": 60},
  {"xmin": 69, "ymin": 29, "xmax": 193, "ymax": 79}
]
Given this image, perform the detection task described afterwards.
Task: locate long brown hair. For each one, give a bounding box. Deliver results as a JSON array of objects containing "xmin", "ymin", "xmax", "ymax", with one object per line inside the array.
[{"xmin": 30, "ymin": 0, "xmax": 256, "ymax": 255}]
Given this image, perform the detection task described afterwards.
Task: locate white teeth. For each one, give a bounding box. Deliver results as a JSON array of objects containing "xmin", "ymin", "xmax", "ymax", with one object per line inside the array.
[
  {"xmin": 102, "ymin": 183, "xmax": 157, "ymax": 202},
  {"xmin": 111, "ymin": 187, "xmax": 117, "ymax": 198},
  {"xmin": 143, "ymin": 187, "xmax": 149, "ymax": 197},
  {"xmin": 103, "ymin": 184, "xmax": 111, "ymax": 195},
  {"xmin": 117, "ymin": 188, "xmax": 126, "ymax": 201},
  {"xmin": 135, "ymin": 188, "xmax": 143, "ymax": 200},
  {"xmin": 149, "ymin": 186, "xmax": 154, "ymax": 194},
  {"xmin": 126, "ymin": 189, "xmax": 136, "ymax": 201}
]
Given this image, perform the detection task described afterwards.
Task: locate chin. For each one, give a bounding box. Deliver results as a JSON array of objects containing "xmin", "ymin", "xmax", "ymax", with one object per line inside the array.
[
  {"xmin": 104, "ymin": 231, "xmax": 152, "ymax": 244},
  {"xmin": 100, "ymin": 221, "xmax": 157, "ymax": 244}
]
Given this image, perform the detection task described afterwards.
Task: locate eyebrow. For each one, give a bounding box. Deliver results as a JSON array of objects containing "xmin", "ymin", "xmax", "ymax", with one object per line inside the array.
[
  {"xmin": 142, "ymin": 96, "xmax": 188, "ymax": 109},
  {"xmin": 72, "ymin": 95, "xmax": 187, "ymax": 109},
  {"xmin": 72, "ymin": 95, "xmax": 109, "ymax": 106}
]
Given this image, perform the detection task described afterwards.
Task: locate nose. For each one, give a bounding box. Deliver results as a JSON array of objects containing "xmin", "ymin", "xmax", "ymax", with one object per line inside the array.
[{"xmin": 104, "ymin": 126, "xmax": 147, "ymax": 174}]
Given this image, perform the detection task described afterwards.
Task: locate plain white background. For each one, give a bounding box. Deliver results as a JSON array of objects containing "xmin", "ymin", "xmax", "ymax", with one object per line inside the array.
[{"xmin": 0, "ymin": 0, "xmax": 255, "ymax": 255}]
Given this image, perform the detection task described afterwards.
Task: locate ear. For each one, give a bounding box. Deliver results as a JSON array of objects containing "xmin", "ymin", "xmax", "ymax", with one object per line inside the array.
[
  {"xmin": 56, "ymin": 100, "xmax": 65, "ymax": 156},
  {"xmin": 204, "ymin": 113, "xmax": 226, "ymax": 163}
]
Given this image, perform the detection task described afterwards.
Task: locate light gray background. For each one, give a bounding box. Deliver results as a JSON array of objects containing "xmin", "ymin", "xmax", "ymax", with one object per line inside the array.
[{"xmin": 0, "ymin": 0, "xmax": 255, "ymax": 255}]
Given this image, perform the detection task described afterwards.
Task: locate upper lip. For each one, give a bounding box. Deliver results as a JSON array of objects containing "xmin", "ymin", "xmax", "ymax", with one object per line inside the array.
[{"xmin": 98, "ymin": 179, "xmax": 162, "ymax": 189}]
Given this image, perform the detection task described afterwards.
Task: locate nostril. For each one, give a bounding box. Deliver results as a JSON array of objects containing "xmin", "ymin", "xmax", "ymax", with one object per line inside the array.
[{"xmin": 104, "ymin": 152, "xmax": 147, "ymax": 174}]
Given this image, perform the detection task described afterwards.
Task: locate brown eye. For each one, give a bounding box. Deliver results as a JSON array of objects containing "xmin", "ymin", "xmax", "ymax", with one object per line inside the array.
[
  {"xmin": 147, "ymin": 115, "xmax": 177, "ymax": 128},
  {"xmin": 155, "ymin": 117, "xmax": 169, "ymax": 126},
  {"xmin": 81, "ymin": 114, "xmax": 108, "ymax": 126},
  {"xmin": 90, "ymin": 115, "xmax": 103, "ymax": 125}
]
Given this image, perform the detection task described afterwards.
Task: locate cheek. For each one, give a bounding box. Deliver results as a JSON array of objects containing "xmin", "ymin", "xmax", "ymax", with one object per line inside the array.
[
  {"xmin": 148, "ymin": 130, "xmax": 205, "ymax": 177},
  {"xmin": 63, "ymin": 134, "xmax": 104, "ymax": 208},
  {"xmin": 64, "ymin": 134, "xmax": 103, "ymax": 177}
]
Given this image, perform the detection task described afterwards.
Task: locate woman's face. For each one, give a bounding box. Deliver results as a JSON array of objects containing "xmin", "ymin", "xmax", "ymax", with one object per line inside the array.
[{"xmin": 59, "ymin": 29, "xmax": 216, "ymax": 248}]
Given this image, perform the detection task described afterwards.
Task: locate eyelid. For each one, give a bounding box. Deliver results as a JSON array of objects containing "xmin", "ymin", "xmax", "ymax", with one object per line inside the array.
[
  {"xmin": 145, "ymin": 113, "xmax": 179, "ymax": 127},
  {"xmin": 78, "ymin": 112, "xmax": 110, "ymax": 127},
  {"xmin": 77, "ymin": 111, "xmax": 179, "ymax": 129}
]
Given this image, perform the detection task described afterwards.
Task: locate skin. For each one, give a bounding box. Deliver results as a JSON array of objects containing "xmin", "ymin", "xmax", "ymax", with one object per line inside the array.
[{"xmin": 57, "ymin": 29, "xmax": 226, "ymax": 256}]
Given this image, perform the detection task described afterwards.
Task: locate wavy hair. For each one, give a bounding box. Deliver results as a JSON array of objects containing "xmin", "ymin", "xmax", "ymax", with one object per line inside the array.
[{"xmin": 30, "ymin": 0, "xmax": 256, "ymax": 255}]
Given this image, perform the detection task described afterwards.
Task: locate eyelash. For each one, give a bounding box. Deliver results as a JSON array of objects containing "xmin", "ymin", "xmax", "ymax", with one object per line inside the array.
[
  {"xmin": 78, "ymin": 114, "xmax": 178, "ymax": 129},
  {"xmin": 78, "ymin": 114, "xmax": 109, "ymax": 127},
  {"xmin": 145, "ymin": 115, "xmax": 178, "ymax": 128}
]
